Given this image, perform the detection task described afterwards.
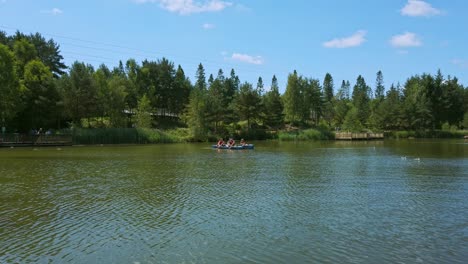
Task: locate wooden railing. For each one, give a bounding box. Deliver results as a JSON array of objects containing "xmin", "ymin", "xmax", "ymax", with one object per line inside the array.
[
  {"xmin": 0, "ymin": 133, "xmax": 72, "ymax": 146},
  {"xmin": 335, "ymin": 132, "xmax": 384, "ymax": 140}
]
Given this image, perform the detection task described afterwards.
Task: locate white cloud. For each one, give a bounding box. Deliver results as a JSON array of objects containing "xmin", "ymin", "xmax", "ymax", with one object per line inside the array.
[
  {"xmin": 51, "ymin": 8, "xmax": 63, "ymax": 15},
  {"xmin": 231, "ymin": 53, "xmax": 264, "ymax": 65},
  {"xmin": 451, "ymin": 59, "xmax": 468, "ymax": 68},
  {"xmin": 401, "ymin": 0, "xmax": 441, "ymax": 17},
  {"xmin": 133, "ymin": 0, "xmax": 232, "ymax": 15},
  {"xmin": 234, "ymin": 3, "xmax": 251, "ymax": 12},
  {"xmin": 323, "ymin": 30, "xmax": 367, "ymax": 48},
  {"xmin": 397, "ymin": 50, "xmax": 409, "ymax": 55},
  {"xmin": 390, "ymin": 32, "xmax": 422, "ymax": 47},
  {"xmin": 41, "ymin": 8, "xmax": 63, "ymax": 15},
  {"xmin": 202, "ymin": 23, "xmax": 215, "ymax": 29}
]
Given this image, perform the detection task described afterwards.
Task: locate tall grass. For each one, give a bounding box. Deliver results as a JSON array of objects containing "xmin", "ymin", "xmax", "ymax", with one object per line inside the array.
[
  {"xmin": 72, "ymin": 128, "xmax": 183, "ymax": 144},
  {"xmin": 278, "ymin": 128, "xmax": 334, "ymax": 141},
  {"xmin": 387, "ymin": 130, "xmax": 466, "ymax": 139}
]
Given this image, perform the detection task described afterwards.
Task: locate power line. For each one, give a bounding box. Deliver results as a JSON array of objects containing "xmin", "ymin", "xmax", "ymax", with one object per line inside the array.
[
  {"xmin": 0, "ymin": 25, "xmax": 287, "ymax": 77},
  {"xmin": 0, "ymin": 25, "xmax": 302, "ymax": 89}
]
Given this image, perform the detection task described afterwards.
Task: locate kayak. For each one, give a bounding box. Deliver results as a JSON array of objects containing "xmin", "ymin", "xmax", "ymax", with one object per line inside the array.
[{"xmin": 212, "ymin": 144, "xmax": 254, "ymax": 150}]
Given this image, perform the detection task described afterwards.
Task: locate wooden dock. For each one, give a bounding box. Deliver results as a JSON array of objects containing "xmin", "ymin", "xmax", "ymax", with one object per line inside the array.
[
  {"xmin": 335, "ymin": 132, "xmax": 384, "ymax": 140},
  {"xmin": 0, "ymin": 134, "xmax": 72, "ymax": 147}
]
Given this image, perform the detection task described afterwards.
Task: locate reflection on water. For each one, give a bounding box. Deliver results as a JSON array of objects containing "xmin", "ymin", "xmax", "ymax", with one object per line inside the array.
[{"xmin": 1, "ymin": 140, "xmax": 467, "ymax": 263}]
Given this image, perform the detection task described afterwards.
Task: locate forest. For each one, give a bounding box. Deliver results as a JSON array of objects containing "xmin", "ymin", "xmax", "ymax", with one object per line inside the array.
[{"xmin": 1, "ymin": 31, "xmax": 467, "ymax": 141}]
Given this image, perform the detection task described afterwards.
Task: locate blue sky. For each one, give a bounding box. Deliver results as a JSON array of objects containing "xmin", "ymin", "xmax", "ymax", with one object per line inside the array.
[{"xmin": 1, "ymin": 0, "xmax": 467, "ymax": 93}]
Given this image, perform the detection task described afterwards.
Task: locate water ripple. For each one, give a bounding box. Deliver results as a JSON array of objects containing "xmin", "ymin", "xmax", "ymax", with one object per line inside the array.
[{"xmin": 1, "ymin": 143, "xmax": 467, "ymax": 263}]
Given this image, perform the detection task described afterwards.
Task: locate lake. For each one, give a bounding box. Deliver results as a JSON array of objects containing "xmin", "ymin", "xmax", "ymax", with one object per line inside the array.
[{"xmin": 1, "ymin": 140, "xmax": 467, "ymax": 263}]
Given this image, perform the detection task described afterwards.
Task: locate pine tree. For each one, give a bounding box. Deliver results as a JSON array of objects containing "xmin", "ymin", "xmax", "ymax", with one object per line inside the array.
[
  {"xmin": 208, "ymin": 74, "xmax": 214, "ymax": 86},
  {"xmin": 186, "ymin": 88, "xmax": 208, "ymax": 140},
  {"xmin": 236, "ymin": 82, "xmax": 262, "ymax": 129},
  {"xmin": 375, "ymin": 70, "xmax": 385, "ymax": 100},
  {"xmin": 195, "ymin": 63, "xmax": 206, "ymax": 91},
  {"xmin": 352, "ymin": 75, "xmax": 371, "ymax": 127},
  {"xmin": 256, "ymin": 76, "xmax": 264, "ymax": 95},
  {"xmin": 264, "ymin": 75, "xmax": 284, "ymax": 129},
  {"xmin": 302, "ymin": 78, "xmax": 323, "ymax": 125},
  {"xmin": 62, "ymin": 61, "xmax": 98, "ymax": 127},
  {"xmin": 172, "ymin": 65, "xmax": 191, "ymax": 117},
  {"xmin": 283, "ymin": 70, "xmax": 302, "ymax": 124},
  {"xmin": 323, "ymin": 73, "xmax": 334, "ymax": 102}
]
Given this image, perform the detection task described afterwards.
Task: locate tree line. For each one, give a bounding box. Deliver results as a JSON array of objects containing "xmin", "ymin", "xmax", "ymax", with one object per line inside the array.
[{"xmin": 1, "ymin": 31, "xmax": 467, "ymax": 140}]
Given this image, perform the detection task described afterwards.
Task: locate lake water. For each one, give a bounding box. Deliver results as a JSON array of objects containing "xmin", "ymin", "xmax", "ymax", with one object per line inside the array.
[{"xmin": 1, "ymin": 140, "xmax": 467, "ymax": 263}]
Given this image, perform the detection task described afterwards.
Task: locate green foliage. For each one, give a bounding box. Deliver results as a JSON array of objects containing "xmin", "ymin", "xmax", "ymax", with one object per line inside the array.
[
  {"xmin": 321, "ymin": 73, "xmax": 335, "ymax": 127},
  {"xmin": 375, "ymin": 84, "xmax": 401, "ymax": 130},
  {"xmin": 165, "ymin": 128, "xmax": 192, "ymax": 142},
  {"xmin": 106, "ymin": 76, "xmax": 128, "ymax": 127},
  {"xmin": 124, "ymin": 59, "xmax": 139, "ymax": 109},
  {"xmin": 11, "ymin": 31, "xmax": 66, "ymax": 77},
  {"xmin": 205, "ymin": 77, "xmax": 224, "ymax": 132},
  {"xmin": 352, "ymin": 75, "xmax": 371, "ymax": 126},
  {"xmin": 185, "ymin": 89, "xmax": 209, "ymax": 141},
  {"xmin": 302, "ymin": 78, "xmax": 323, "ymax": 125},
  {"xmin": 387, "ymin": 130, "xmax": 466, "ymax": 139},
  {"xmin": 135, "ymin": 94, "xmax": 153, "ymax": 128},
  {"xmin": 441, "ymin": 122, "xmax": 458, "ymax": 131},
  {"xmin": 278, "ymin": 129, "xmax": 334, "ymax": 141},
  {"xmin": 61, "ymin": 61, "xmax": 98, "ymax": 127},
  {"xmin": 321, "ymin": 101, "xmax": 334, "ymax": 128},
  {"xmin": 3, "ymin": 30, "xmax": 467, "ymax": 141},
  {"xmin": 323, "ymin": 73, "xmax": 334, "ymax": 102},
  {"xmin": 333, "ymin": 96, "xmax": 350, "ymax": 128},
  {"xmin": 263, "ymin": 75, "xmax": 284, "ymax": 129},
  {"xmin": 283, "ymin": 71, "xmax": 323, "ymax": 126},
  {"xmin": 13, "ymin": 38, "xmax": 37, "ymax": 77},
  {"xmin": 19, "ymin": 60, "xmax": 60, "ymax": 130},
  {"xmin": 463, "ymin": 112, "xmax": 468, "ymax": 129},
  {"xmin": 392, "ymin": 131, "xmax": 416, "ymax": 139},
  {"xmin": 0, "ymin": 44, "xmax": 21, "ymax": 127},
  {"xmin": 172, "ymin": 65, "xmax": 192, "ymax": 116},
  {"xmin": 342, "ymin": 106, "xmax": 364, "ymax": 132},
  {"xmin": 236, "ymin": 82, "xmax": 262, "ymax": 129},
  {"xmin": 195, "ymin": 63, "xmax": 206, "ymax": 91},
  {"xmin": 238, "ymin": 128, "xmax": 272, "ymax": 140},
  {"xmin": 375, "ymin": 70, "xmax": 385, "ymax": 100},
  {"xmin": 337, "ymin": 80, "xmax": 350, "ymax": 100},
  {"xmin": 72, "ymin": 128, "xmax": 180, "ymax": 144},
  {"xmin": 283, "ymin": 70, "xmax": 302, "ymax": 124}
]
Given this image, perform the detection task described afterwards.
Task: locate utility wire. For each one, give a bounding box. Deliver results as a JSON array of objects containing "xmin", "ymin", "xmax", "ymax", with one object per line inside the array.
[{"xmin": 1, "ymin": 25, "xmax": 293, "ymax": 85}]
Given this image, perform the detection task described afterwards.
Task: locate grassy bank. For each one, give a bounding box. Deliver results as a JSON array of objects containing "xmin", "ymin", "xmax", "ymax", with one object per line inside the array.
[
  {"xmin": 278, "ymin": 128, "xmax": 335, "ymax": 141},
  {"xmin": 71, "ymin": 127, "xmax": 276, "ymax": 144},
  {"xmin": 72, "ymin": 128, "xmax": 190, "ymax": 144},
  {"xmin": 385, "ymin": 130, "xmax": 467, "ymax": 139},
  {"xmin": 71, "ymin": 128, "xmax": 467, "ymax": 145}
]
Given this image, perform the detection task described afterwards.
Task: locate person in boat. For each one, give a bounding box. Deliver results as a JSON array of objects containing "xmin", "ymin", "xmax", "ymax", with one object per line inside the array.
[
  {"xmin": 240, "ymin": 138, "xmax": 246, "ymax": 146},
  {"xmin": 217, "ymin": 138, "xmax": 225, "ymax": 148},
  {"xmin": 227, "ymin": 138, "xmax": 235, "ymax": 148}
]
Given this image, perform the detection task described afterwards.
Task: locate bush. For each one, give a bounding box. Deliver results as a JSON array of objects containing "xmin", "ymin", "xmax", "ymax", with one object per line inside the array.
[
  {"xmin": 386, "ymin": 130, "xmax": 465, "ymax": 139},
  {"xmin": 278, "ymin": 128, "xmax": 334, "ymax": 141},
  {"xmin": 238, "ymin": 129, "xmax": 272, "ymax": 140},
  {"xmin": 72, "ymin": 128, "xmax": 182, "ymax": 144},
  {"xmin": 165, "ymin": 128, "xmax": 192, "ymax": 142}
]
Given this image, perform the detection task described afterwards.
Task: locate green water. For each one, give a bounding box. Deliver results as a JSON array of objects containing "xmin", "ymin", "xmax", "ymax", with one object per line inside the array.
[{"xmin": 1, "ymin": 140, "xmax": 467, "ymax": 263}]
